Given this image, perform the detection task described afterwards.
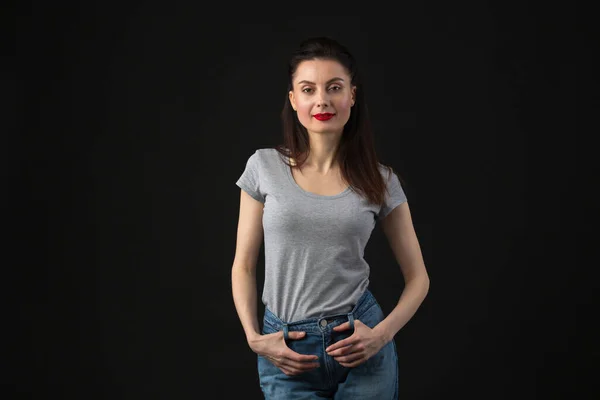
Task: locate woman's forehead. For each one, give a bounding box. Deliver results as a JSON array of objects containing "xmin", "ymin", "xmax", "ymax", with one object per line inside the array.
[{"xmin": 293, "ymin": 59, "xmax": 349, "ymax": 83}]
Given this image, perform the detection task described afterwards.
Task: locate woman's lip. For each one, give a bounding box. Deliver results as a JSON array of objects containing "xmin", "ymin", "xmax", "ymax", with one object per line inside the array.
[{"xmin": 313, "ymin": 113, "xmax": 335, "ymax": 121}]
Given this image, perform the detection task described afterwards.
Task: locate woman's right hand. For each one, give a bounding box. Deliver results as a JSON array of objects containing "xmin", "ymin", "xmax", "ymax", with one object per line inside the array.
[{"xmin": 249, "ymin": 331, "xmax": 320, "ymax": 376}]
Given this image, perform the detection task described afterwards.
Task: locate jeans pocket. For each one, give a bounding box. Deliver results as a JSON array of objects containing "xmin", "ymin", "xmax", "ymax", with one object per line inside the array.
[
  {"xmin": 262, "ymin": 318, "xmax": 279, "ymax": 335},
  {"xmin": 357, "ymin": 302, "xmax": 385, "ymax": 329}
]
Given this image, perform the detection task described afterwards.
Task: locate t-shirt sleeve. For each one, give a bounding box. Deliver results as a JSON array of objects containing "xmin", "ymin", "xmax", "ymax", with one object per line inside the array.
[
  {"xmin": 378, "ymin": 169, "xmax": 407, "ymax": 219},
  {"xmin": 236, "ymin": 150, "xmax": 266, "ymax": 203}
]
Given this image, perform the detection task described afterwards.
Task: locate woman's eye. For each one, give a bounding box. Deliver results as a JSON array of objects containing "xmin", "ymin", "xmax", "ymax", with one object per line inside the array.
[{"xmin": 301, "ymin": 86, "xmax": 341, "ymax": 93}]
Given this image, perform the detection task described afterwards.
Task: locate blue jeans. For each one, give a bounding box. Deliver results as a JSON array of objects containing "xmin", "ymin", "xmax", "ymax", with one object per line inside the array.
[{"xmin": 257, "ymin": 289, "xmax": 399, "ymax": 399}]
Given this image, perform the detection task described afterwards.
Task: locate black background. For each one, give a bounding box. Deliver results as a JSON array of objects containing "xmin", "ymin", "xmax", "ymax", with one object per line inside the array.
[{"xmin": 11, "ymin": 3, "xmax": 593, "ymax": 399}]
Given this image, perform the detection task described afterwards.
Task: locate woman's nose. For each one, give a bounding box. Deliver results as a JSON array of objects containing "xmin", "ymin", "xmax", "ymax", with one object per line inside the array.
[{"xmin": 315, "ymin": 90, "xmax": 331, "ymax": 106}]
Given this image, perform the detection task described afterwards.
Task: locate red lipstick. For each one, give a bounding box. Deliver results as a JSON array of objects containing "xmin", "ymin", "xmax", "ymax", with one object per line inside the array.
[{"xmin": 313, "ymin": 113, "xmax": 335, "ymax": 121}]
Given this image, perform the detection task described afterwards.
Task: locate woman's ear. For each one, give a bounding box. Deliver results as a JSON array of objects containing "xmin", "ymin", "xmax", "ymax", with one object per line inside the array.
[{"xmin": 289, "ymin": 91, "xmax": 297, "ymax": 111}]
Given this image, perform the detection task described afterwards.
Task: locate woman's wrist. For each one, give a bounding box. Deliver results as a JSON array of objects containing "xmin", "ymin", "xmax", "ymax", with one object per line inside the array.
[{"xmin": 247, "ymin": 331, "xmax": 262, "ymax": 348}]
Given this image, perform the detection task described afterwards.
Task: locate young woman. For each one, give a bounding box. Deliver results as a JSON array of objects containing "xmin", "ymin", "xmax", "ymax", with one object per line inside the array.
[{"xmin": 231, "ymin": 36, "xmax": 430, "ymax": 399}]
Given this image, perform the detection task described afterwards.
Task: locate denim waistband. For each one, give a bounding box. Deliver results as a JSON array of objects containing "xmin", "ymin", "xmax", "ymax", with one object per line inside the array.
[{"xmin": 263, "ymin": 288, "xmax": 377, "ymax": 340}]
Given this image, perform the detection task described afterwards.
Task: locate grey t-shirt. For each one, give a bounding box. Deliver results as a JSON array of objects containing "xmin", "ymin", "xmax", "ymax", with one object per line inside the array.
[{"xmin": 236, "ymin": 148, "xmax": 407, "ymax": 323}]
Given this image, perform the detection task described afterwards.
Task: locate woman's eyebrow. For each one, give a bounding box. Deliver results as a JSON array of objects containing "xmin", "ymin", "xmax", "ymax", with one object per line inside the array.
[{"xmin": 297, "ymin": 77, "xmax": 345, "ymax": 85}]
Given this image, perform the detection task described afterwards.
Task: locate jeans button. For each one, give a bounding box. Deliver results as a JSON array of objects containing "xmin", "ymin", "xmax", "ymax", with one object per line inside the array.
[{"xmin": 320, "ymin": 319, "xmax": 327, "ymax": 327}]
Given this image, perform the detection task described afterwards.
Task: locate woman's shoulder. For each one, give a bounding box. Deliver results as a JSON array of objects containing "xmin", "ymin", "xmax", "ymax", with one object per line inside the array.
[
  {"xmin": 259, "ymin": 147, "xmax": 292, "ymax": 164},
  {"xmin": 243, "ymin": 147, "xmax": 275, "ymax": 161},
  {"xmin": 243, "ymin": 147, "xmax": 287, "ymax": 171},
  {"xmin": 255, "ymin": 147, "xmax": 279, "ymax": 156},
  {"xmin": 376, "ymin": 161, "xmax": 394, "ymax": 179},
  {"xmin": 252, "ymin": 147, "xmax": 282, "ymax": 162}
]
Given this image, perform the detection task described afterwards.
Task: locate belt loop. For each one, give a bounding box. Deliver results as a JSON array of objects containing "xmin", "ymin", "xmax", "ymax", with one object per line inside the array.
[
  {"xmin": 282, "ymin": 323, "xmax": 289, "ymax": 341},
  {"xmin": 347, "ymin": 313, "xmax": 355, "ymax": 330}
]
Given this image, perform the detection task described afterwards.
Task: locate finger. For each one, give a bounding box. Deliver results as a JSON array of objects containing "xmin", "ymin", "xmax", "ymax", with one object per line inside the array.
[
  {"xmin": 327, "ymin": 343, "xmax": 354, "ymax": 357},
  {"xmin": 282, "ymin": 355, "xmax": 320, "ymax": 371},
  {"xmin": 279, "ymin": 359, "xmax": 319, "ymax": 375},
  {"xmin": 333, "ymin": 321, "xmax": 351, "ymax": 331},
  {"xmin": 285, "ymin": 348, "xmax": 319, "ymax": 363},
  {"xmin": 270, "ymin": 358, "xmax": 298, "ymax": 376},
  {"xmin": 287, "ymin": 365, "xmax": 315, "ymax": 376},
  {"xmin": 287, "ymin": 331, "xmax": 307, "ymax": 340},
  {"xmin": 326, "ymin": 336, "xmax": 358, "ymax": 353},
  {"xmin": 282, "ymin": 358, "xmax": 320, "ymax": 371},
  {"xmin": 269, "ymin": 355, "xmax": 316, "ymax": 374},
  {"xmin": 280, "ymin": 366, "xmax": 297, "ymax": 376},
  {"xmin": 286, "ymin": 359, "xmax": 319, "ymax": 371},
  {"xmin": 335, "ymin": 352, "xmax": 363, "ymax": 363}
]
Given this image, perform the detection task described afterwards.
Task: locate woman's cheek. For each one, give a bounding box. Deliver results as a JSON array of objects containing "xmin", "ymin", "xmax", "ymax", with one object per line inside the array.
[
  {"xmin": 297, "ymin": 104, "xmax": 313, "ymax": 124},
  {"xmin": 338, "ymin": 97, "xmax": 353, "ymax": 113}
]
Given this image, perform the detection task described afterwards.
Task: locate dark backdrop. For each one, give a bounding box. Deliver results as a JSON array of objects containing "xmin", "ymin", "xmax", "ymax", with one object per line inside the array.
[{"xmin": 11, "ymin": 4, "xmax": 592, "ymax": 399}]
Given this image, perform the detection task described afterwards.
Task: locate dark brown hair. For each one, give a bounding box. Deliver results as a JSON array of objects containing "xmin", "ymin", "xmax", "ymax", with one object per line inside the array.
[{"xmin": 274, "ymin": 36, "xmax": 401, "ymax": 207}]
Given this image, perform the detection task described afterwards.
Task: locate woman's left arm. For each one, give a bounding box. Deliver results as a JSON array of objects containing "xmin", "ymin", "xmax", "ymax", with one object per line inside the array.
[{"xmin": 374, "ymin": 201, "xmax": 430, "ymax": 344}]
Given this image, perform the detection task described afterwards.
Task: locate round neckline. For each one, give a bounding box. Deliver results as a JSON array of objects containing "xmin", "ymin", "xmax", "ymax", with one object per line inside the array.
[{"xmin": 283, "ymin": 154, "xmax": 352, "ymax": 200}]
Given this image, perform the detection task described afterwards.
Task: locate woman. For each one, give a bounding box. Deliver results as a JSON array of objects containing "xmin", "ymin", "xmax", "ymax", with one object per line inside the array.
[{"xmin": 231, "ymin": 36, "xmax": 430, "ymax": 399}]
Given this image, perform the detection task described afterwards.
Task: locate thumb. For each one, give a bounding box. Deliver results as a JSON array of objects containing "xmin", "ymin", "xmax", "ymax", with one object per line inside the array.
[
  {"xmin": 287, "ymin": 331, "xmax": 306, "ymax": 340},
  {"xmin": 333, "ymin": 322, "xmax": 351, "ymax": 331}
]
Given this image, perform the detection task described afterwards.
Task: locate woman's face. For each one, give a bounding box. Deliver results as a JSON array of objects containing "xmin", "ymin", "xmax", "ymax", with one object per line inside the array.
[{"xmin": 289, "ymin": 59, "xmax": 356, "ymax": 136}]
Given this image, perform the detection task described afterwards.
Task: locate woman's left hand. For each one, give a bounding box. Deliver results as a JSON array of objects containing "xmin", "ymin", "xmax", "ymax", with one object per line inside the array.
[{"xmin": 325, "ymin": 320, "xmax": 386, "ymax": 368}]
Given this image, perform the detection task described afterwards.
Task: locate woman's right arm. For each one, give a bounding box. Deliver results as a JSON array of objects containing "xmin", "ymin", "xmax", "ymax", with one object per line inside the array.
[
  {"xmin": 231, "ymin": 189, "xmax": 322, "ymax": 374},
  {"xmin": 231, "ymin": 189, "xmax": 265, "ymax": 347}
]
